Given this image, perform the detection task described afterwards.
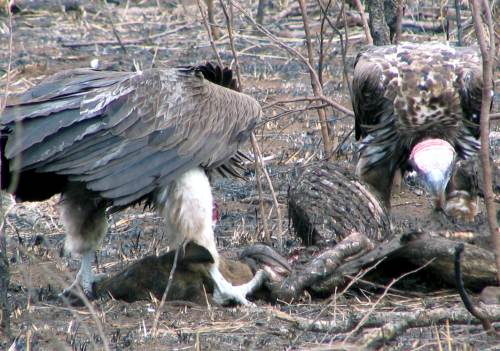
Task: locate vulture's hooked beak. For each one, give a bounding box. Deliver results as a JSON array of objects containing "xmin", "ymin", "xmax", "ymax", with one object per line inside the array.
[{"xmin": 409, "ymin": 139, "xmax": 456, "ymax": 210}]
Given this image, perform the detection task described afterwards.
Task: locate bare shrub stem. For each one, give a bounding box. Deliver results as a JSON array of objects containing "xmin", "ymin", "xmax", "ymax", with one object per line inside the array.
[{"xmin": 470, "ymin": 0, "xmax": 499, "ymax": 283}]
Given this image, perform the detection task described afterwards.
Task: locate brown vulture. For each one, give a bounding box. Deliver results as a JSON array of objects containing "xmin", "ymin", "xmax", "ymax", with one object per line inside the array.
[
  {"xmin": 353, "ymin": 42, "xmax": 485, "ymax": 218},
  {"xmin": 0, "ymin": 63, "xmax": 264, "ymax": 305}
]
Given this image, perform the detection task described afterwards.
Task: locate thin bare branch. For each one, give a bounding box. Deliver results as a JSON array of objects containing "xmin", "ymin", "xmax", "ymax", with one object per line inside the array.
[
  {"xmin": 471, "ymin": 0, "xmax": 499, "ymax": 283},
  {"xmin": 229, "ymin": 0, "xmax": 354, "ymax": 118},
  {"xmin": 343, "ymin": 259, "xmax": 435, "ymax": 343},
  {"xmin": 297, "ymin": 0, "xmax": 332, "ymax": 158},
  {"xmin": 205, "ymin": 0, "xmax": 221, "ymax": 40},
  {"xmin": 393, "ymin": 0, "xmax": 404, "ymax": 44},
  {"xmin": 218, "ymin": 0, "xmax": 282, "ymax": 240},
  {"xmin": 455, "ymin": 0, "xmax": 463, "ymax": 45},
  {"xmin": 454, "ymin": 244, "xmax": 494, "ymax": 334},
  {"xmin": 196, "ymin": 0, "xmax": 224, "ymax": 67},
  {"xmin": 219, "ymin": 0, "xmax": 242, "ymax": 86},
  {"xmin": 251, "ymin": 134, "xmax": 270, "ymax": 242},
  {"xmin": 0, "ymin": 6, "xmax": 14, "ymax": 340},
  {"xmin": 352, "ymin": 0, "xmax": 373, "ymax": 44},
  {"xmin": 251, "ymin": 133, "xmax": 283, "ymax": 238},
  {"xmin": 152, "ymin": 245, "xmax": 179, "ymax": 337}
]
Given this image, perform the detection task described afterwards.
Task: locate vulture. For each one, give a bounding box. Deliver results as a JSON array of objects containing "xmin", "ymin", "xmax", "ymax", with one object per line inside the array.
[
  {"xmin": 0, "ymin": 63, "xmax": 264, "ymax": 305},
  {"xmin": 353, "ymin": 42, "xmax": 485, "ymax": 218}
]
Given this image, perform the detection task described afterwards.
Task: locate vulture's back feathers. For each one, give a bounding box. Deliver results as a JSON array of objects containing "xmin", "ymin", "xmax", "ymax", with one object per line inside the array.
[{"xmin": 1, "ymin": 63, "xmax": 261, "ymax": 205}]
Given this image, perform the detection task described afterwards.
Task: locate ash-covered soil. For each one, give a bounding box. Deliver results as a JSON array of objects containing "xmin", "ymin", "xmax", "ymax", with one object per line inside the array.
[{"xmin": 1, "ymin": 1, "xmax": 499, "ymax": 350}]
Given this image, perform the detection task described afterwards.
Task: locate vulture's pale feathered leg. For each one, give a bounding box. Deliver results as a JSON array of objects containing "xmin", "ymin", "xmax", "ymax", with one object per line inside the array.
[
  {"xmin": 157, "ymin": 168, "xmax": 265, "ymax": 305},
  {"xmin": 59, "ymin": 184, "xmax": 108, "ymax": 297}
]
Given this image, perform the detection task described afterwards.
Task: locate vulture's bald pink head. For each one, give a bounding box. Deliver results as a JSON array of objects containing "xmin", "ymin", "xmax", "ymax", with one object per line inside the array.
[{"xmin": 409, "ymin": 139, "xmax": 456, "ymax": 209}]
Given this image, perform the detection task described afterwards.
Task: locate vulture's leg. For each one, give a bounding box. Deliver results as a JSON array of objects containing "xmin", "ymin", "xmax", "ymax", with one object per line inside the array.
[
  {"xmin": 444, "ymin": 163, "xmax": 479, "ymax": 221},
  {"xmin": 157, "ymin": 168, "xmax": 266, "ymax": 306},
  {"xmin": 59, "ymin": 184, "xmax": 108, "ymax": 298},
  {"xmin": 270, "ymin": 232, "xmax": 374, "ymax": 302},
  {"xmin": 355, "ymin": 154, "xmax": 399, "ymax": 210}
]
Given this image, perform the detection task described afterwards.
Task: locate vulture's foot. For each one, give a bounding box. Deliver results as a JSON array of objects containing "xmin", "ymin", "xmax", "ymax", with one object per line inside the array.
[
  {"xmin": 269, "ymin": 232, "xmax": 375, "ymax": 303},
  {"xmin": 211, "ymin": 267, "xmax": 267, "ymax": 306},
  {"xmin": 444, "ymin": 190, "xmax": 479, "ymax": 222},
  {"xmin": 59, "ymin": 252, "xmax": 106, "ymax": 305}
]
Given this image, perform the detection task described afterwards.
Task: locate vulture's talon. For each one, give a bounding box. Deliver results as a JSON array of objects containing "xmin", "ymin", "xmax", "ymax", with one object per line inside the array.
[
  {"xmin": 444, "ymin": 192, "xmax": 479, "ymax": 222},
  {"xmin": 59, "ymin": 284, "xmax": 96, "ymax": 306},
  {"xmin": 267, "ymin": 277, "xmax": 301, "ymax": 303},
  {"xmin": 212, "ymin": 269, "xmax": 267, "ymax": 306}
]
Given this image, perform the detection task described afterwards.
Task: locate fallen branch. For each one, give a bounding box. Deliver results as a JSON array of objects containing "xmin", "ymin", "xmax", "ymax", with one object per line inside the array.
[
  {"xmin": 344, "ymin": 260, "xmax": 436, "ymax": 343},
  {"xmin": 272, "ymin": 305, "xmax": 500, "ymax": 341}
]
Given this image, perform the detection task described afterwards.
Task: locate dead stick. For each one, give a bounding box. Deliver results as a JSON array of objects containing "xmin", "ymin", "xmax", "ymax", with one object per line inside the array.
[
  {"xmin": 317, "ymin": 0, "xmax": 353, "ymax": 100},
  {"xmin": 455, "ymin": 0, "xmax": 463, "ymax": 45},
  {"xmin": 393, "ymin": 0, "xmax": 404, "ymax": 44},
  {"xmin": 290, "ymin": 258, "xmax": 387, "ymax": 344},
  {"xmin": 262, "ymin": 96, "xmax": 323, "ymax": 110},
  {"xmin": 251, "ymin": 133, "xmax": 282, "ymax": 237},
  {"xmin": 205, "ymin": 0, "xmax": 221, "ymax": 40},
  {"xmin": 274, "ymin": 305, "xmax": 500, "ymax": 335},
  {"xmin": 471, "ymin": 0, "xmax": 499, "ymax": 283},
  {"xmin": 343, "ymin": 259, "xmax": 435, "ymax": 343},
  {"xmin": 152, "ymin": 246, "xmax": 179, "ymax": 337},
  {"xmin": 0, "ymin": 6, "xmax": 14, "ymax": 339},
  {"xmin": 297, "ymin": 0, "xmax": 332, "ymax": 159},
  {"xmin": 197, "ymin": 0, "xmax": 224, "ymax": 67},
  {"xmin": 454, "ymin": 244, "xmax": 493, "ymax": 333},
  {"xmin": 229, "ymin": 0, "xmax": 353, "ymax": 117},
  {"xmin": 220, "ymin": 0, "xmax": 282, "ymax": 240},
  {"xmin": 352, "ymin": 0, "xmax": 373, "ymax": 44},
  {"xmin": 219, "ymin": 0, "xmax": 241, "ymax": 86},
  {"xmin": 251, "ymin": 134, "xmax": 270, "ymax": 242}
]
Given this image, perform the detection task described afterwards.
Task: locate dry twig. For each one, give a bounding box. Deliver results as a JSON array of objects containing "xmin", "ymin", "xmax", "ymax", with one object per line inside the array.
[
  {"xmin": 251, "ymin": 134, "xmax": 270, "ymax": 241},
  {"xmin": 343, "ymin": 260, "xmax": 435, "ymax": 343},
  {"xmin": 229, "ymin": 0, "xmax": 354, "ymax": 120},
  {"xmin": 471, "ymin": 0, "xmax": 499, "ymax": 283},
  {"xmin": 152, "ymin": 246, "xmax": 180, "ymax": 337},
  {"xmin": 454, "ymin": 244, "xmax": 494, "ymax": 334},
  {"xmin": 297, "ymin": 0, "xmax": 333, "ymax": 158},
  {"xmin": 273, "ymin": 302, "xmax": 500, "ymax": 347},
  {"xmin": 352, "ymin": 0, "xmax": 373, "ymax": 44},
  {"xmin": 219, "ymin": 0, "xmax": 282, "ymax": 241},
  {"xmin": 197, "ymin": 0, "xmax": 224, "ymax": 67},
  {"xmin": 0, "ymin": 6, "xmax": 14, "ymax": 340}
]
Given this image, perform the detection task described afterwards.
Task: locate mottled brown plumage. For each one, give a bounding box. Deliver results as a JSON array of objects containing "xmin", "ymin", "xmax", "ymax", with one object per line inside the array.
[{"xmin": 353, "ymin": 42, "xmax": 484, "ymax": 213}]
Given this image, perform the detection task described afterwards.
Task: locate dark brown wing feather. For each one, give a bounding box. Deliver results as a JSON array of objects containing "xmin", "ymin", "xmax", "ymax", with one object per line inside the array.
[{"xmin": 1, "ymin": 64, "xmax": 261, "ymax": 206}]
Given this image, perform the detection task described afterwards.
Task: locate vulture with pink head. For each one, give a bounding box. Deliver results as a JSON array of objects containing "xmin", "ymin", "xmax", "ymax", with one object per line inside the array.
[
  {"xmin": 0, "ymin": 63, "xmax": 264, "ymax": 305},
  {"xmin": 353, "ymin": 42, "xmax": 486, "ymax": 220}
]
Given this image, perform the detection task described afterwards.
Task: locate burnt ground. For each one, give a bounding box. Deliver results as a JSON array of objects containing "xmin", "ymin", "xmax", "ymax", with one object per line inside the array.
[{"xmin": 1, "ymin": 1, "xmax": 500, "ymax": 350}]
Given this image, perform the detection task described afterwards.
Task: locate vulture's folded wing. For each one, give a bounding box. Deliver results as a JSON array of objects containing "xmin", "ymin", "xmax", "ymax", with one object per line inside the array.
[{"xmin": 1, "ymin": 66, "xmax": 262, "ymax": 206}]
